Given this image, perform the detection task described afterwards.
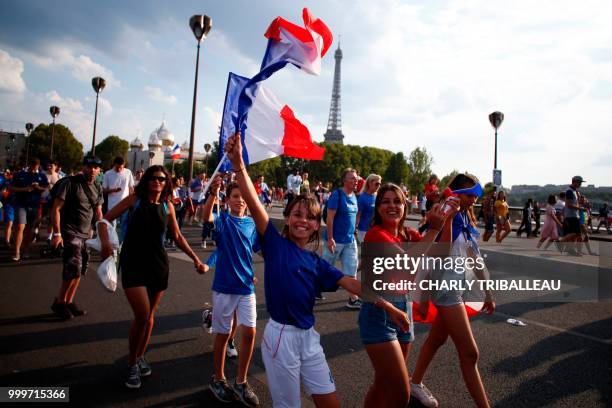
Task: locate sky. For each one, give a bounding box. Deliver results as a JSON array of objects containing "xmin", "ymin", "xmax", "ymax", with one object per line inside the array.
[{"xmin": 0, "ymin": 0, "xmax": 611, "ymax": 187}]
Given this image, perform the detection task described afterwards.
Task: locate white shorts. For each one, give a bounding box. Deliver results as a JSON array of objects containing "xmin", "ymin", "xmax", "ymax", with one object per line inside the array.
[
  {"xmin": 211, "ymin": 291, "xmax": 257, "ymax": 334},
  {"xmin": 261, "ymin": 319, "xmax": 336, "ymax": 407}
]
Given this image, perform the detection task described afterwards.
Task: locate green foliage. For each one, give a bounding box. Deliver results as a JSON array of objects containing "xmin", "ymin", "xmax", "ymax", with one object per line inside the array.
[
  {"xmin": 406, "ymin": 147, "xmax": 433, "ymax": 194},
  {"xmin": 93, "ymin": 135, "xmax": 129, "ymax": 169},
  {"xmin": 26, "ymin": 123, "xmax": 83, "ymax": 172},
  {"xmin": 384, "ymin": 152, "xmax": 409, "ymax": 186},
  {"xmin": 440, "ymin": 170, "xmax": 459, "ymax": 189}
]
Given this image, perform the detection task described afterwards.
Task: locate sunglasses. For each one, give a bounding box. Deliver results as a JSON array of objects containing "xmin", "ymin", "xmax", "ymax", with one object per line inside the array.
[{"xmin": 150, "ymin": 176, "xmax": 167, "ymax": 183}]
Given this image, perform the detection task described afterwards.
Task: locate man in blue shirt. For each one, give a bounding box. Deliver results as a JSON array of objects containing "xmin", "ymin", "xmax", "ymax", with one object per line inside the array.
[
  {"xmin": 9, "ymin": 157, "xmax": 48, "ymax": 261},
  {"xmin": 323, "ymin": 168, "xmax": 361, "ymax": 308}
]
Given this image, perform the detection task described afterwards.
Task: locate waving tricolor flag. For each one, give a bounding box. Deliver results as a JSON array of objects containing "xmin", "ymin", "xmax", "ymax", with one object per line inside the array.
[
  {"xmin": 219, "ymin": 8, "xmax": 331, "ymax": 171},
  {"xmin": 219, "ymin": 73, "xmax": 324, "ymax": 171},
  {"xmin": 170, "ymin": 143, "xmax": 181, "ymax": 160}
]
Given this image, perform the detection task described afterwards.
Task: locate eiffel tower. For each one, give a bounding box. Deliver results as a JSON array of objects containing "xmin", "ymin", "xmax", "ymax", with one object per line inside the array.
[{"xmin": 323, "ymin": 43, "xmax": 344, "ymax": 144}]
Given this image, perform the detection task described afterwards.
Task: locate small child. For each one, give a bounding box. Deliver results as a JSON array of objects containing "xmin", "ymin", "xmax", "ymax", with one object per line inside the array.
[
  {"xmin": 537, "ymin": 195, "xmax": 563, "ymax": 250},
  {"xmin": 200, "ymin": 177, "xmax": 260, "ymax": 406}
]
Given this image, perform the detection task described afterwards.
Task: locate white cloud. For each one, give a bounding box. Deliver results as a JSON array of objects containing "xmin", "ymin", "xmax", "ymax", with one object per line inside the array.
[
  {"xmin": 98, "ymin": 96, "xmax": 113, "ymax": 115},
  {"xmin": 0, "ymin": 49, "xmax": 26, "ymax": 93},
  {"xmin": 44, "ymin": 90, "xmax": 92, "ymax": 146},
  {"xmin": 144, "ymin": 86, "xmax": 177, "ymax": 105},
  {"xmin": 31, "ymin": 45, "xmax": 120, "ymax": 88},
  {"xmin": 326, "ymin": 0, "xmax": 612, "ymax": 186}
]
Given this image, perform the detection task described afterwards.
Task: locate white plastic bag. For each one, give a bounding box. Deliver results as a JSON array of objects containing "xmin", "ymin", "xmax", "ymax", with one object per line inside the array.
[
  {"xmin": 97, "ymin": 255, "xmax": 118, "ymax": 292},
  {"xmin": 86, "ymin": 219, "xmax": 120, "ymax": 252}
]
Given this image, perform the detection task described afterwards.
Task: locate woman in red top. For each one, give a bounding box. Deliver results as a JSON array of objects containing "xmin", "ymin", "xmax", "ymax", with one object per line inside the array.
[{"xmin": 359, "ymin": 183, "xmax": 455, "ymax": 408}]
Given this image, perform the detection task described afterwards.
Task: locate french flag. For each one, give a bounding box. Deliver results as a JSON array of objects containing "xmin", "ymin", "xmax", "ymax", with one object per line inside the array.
[
  {"xmin": 219, "ymin": 73, "xmax": 324, "ymax": 171},
  {"xmin": 259, "ymin": 8, "xmax": 333, "ymax": 79},
  {"xmin": 234, "ymin": 8, "xmax": 333, "ymax": 146},
  {"xmin": 170, "ymin": 143, "xmax": 181, "ymax": 160}
]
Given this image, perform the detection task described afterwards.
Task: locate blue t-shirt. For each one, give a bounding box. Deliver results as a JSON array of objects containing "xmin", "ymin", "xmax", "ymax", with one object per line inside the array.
[
  {"xmin": 323, "ymin": 189, "xmax": 358, "ymax": 244},
  {"xmin": 12, "ymin": 170, "xmax": 49, "ymax": 208},
  {"xmin": 211, "ymin": 212, "xmax": 260, "ymax": 295},
  {"xmin": 262, "ymin": 221, "xmax": 344, "ymax": 329},
  {"xmin": 357, "ymin": 192, "xmax": 376, "ymax": 232}
]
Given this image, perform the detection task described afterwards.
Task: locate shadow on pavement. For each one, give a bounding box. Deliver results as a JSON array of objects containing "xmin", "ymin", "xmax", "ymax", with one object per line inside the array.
[{"xmin": 493, "ymin": 317, "xmax": 612, "ymax": 407}]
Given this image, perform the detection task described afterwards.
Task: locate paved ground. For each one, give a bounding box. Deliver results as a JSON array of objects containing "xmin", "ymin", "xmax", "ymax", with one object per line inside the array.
[{"xmin": 0, "ymin": 218, "xmax": 611, "ymax": 407}]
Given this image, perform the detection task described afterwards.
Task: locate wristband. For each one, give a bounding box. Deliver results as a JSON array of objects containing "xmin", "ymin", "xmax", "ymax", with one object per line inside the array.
[{"xmin": 53, "ymin": 233, "xmax": 62, "ymax": 237}]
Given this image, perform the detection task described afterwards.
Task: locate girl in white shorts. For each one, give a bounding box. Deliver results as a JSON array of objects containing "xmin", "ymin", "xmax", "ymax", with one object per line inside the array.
[{"xmin": 412, "ymin": 173, "xmax": 496, "ymax": 408}]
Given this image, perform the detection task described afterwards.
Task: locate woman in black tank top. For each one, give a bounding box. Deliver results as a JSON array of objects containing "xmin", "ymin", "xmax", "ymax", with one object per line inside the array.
[{"xmin": 99, "ymin": 165, "xmax": 207, "ymax": 389}]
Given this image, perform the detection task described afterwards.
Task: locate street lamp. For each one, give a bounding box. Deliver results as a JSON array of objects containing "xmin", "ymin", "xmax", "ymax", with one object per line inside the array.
[
  {"xmin": 187, "ymin": 14, "xmax": 212, "ymax": 181},
  {"xmin": 489, "ymin": 111, "xmax": 504, "ymax": 186},
  {"xmin": 49, "ymin": 106, "xmax": 60, "ymax": 160},
  {"xmin": 91, "ymin": 76, "xmax": 106, "ymax": 155},
  {"xmin": 204, "ymin": 142, "xmax": 211, "ymax": 174},
  {"xmin": 25, "ymin": 122, "xmax": 33, "ymax": 165}
]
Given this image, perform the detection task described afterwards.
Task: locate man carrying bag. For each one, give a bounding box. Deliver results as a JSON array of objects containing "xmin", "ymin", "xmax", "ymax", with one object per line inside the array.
[{"xmin": 50, "ymin": 156, "xmax": 103, "ymax": 320}]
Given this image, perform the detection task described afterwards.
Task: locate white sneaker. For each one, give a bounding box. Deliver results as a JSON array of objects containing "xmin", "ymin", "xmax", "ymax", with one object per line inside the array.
[
  {"xmin": 410, "ymin": 382, "xmax": 438, "ymax": 408},
  {"xmin": 226, "ymin": 339, "xmax": 238, "ymax": 358},
  {"xmin": 201, "ymin": 240, "xmax": 207, "ymax": 249}
]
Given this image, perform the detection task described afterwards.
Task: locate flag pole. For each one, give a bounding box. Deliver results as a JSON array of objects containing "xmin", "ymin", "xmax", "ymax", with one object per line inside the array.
[{"xmin": 202, "ymin": 152, "xmax": 228, "ymax": 196}]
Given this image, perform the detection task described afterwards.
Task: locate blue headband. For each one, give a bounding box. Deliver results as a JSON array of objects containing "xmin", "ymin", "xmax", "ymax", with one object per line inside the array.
[{"xmin": 452, "ymin": 183, "xmax": 483, "ymax": 197}]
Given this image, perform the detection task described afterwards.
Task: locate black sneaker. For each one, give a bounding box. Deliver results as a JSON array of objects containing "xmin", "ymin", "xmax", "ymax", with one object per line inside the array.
[
  {"xmin": 233, "ymin": 380, "xmax": 259, "ymax": 407},
  {"xmin": 52, "ymin": 301, "xmax": 73, "ymax": 320},
  {"xmin": 346, "ymin": 298, "xmax": 362, "ymax": 309},
  {"xmin": 138, "ymin": 357, "xmax": 152, "ymax": 377},
  {"xmin": 125, "ymin": 364, "xmax": 141, "ymax": 389},
  {"xmin": 67, "ymin": 303, "xmax": 87, "ymax": 317},
  {"xmin": 209, "ymin": 376, "xmax": 236, "ymax": 403}
]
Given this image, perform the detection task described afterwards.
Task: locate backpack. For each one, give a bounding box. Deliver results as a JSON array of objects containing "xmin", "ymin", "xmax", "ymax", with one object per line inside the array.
[{"xmin": 51, "ymin": 176, "xmax": 102, "ymax": 212}]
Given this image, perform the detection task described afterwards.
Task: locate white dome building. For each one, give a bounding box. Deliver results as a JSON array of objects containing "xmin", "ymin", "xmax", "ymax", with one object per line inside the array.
[
  {"xmin": 148, "ymin": 133, "xmax": 163, "ymax": 152},
  {"xmin": 130, "ymin": 137, "xmax": 144, "ymax": 151},
  {"xmin": 150, "ymin": 120, "xmax": 174, "ymax": 149}
]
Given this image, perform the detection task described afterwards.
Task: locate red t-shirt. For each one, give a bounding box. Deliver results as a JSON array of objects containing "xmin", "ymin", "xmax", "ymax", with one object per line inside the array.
[
  {"xmin": 424, "ymin": 183, "xmax": 439, "ymax": 201},
  {"xmin": 364, "ymin": 224, "xmax": 423, "ymax": 243}
]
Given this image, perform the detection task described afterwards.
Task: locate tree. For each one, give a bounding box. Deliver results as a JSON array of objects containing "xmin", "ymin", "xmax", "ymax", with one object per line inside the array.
[
  {"xmin": 25, "ymin": 123, "xmax": 83, "ymax": 172},
  {"xmin": 93, "ymin": 135, "xmax": 129, "ymax": 169},
  {"xmin": 440, "ymin": 170, "xmax": 459, "ymax": 189},
  {"xmin": 384, "ymin": 152, "xmax": 409, "ymax": 186},
  {"xmin": 406, "ymin": 147, "xmax": 433, "ymax": 194}
]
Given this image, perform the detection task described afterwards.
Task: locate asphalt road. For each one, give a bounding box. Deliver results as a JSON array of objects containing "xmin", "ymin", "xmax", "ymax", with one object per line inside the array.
[{"xmin": 0, "ymin": 224, "xmax": 610, "ymax": 407}]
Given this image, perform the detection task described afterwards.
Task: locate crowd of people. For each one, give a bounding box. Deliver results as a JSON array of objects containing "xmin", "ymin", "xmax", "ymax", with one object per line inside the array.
[{"xmin": 1, "ymin": 147, "xmax": 609, "ymax": 407}]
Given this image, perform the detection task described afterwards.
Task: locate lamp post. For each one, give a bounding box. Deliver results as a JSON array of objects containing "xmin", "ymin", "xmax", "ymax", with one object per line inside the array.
[
  {"xmin": 204, "ymin": 142, "xmax": 211, "ymax": 174},
  {"xmin": 187, "ymin": 14, "xmax": 212, "ymax": 182},
  {"xmin": 488, "ymin": 111, "xmax": 504, "ymax": 186},
  {"xmin": 49, "ymin": 106, "xmax": 60, "ymax": 160},
  {"xmin": 91, "ymin": 77, "xmax": 106, "ymax": 155},
  {"xmin": 25, "ymin": 122, "xmax": 33, "ymax": 165}
]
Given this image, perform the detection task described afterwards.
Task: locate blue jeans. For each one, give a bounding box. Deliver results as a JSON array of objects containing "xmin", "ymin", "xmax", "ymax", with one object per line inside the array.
[{"xmin": 322, "ymin": 239, "xmax": 358, "ymax": 277}]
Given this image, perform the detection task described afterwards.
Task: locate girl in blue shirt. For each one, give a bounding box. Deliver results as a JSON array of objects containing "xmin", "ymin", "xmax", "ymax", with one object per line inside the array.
[{"xmin": 225, "ymin": 133, "xmax": 410, "ymax": 407}]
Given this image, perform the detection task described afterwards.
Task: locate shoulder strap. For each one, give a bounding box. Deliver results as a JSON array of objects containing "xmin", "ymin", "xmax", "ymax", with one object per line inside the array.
[{"xmin": 78, "ymin": 177, "xmax": 100, "ymax": 211}]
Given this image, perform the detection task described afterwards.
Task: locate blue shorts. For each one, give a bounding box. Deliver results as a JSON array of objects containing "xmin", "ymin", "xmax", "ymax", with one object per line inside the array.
[
  {"xmin": 484, "ymin": 217, "xmax": 495, "ymax": 232},
  {"xmin": 2, "ymin": 204, "xmax": 14, "ymax": 222},
  {"xmin": 359, "ymin": 300, "xmax": 414, "ymax": 345}
]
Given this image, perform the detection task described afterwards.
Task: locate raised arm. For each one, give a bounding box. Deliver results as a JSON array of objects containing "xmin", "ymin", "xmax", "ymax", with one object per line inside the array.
[
  {"xmin": 200, "ymin": 175, "xmax": 222, "ymax": 223},
  {"xmin": 225, "ymin": 133, "xmax": 269, "ymax": 235}
]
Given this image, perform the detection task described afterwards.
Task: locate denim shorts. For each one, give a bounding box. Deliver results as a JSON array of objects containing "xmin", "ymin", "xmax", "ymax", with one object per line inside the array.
[
  {"xmin": 322, "ymin": 239, "xmax": 358, "ymax": 278},
  {"xmin": 359, "ymin": 300, "xmax": 414, "ymax": 345}
]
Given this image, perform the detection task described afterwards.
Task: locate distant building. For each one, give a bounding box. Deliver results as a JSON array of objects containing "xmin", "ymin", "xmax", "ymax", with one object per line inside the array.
[{"xmin": 126, "ymin": 120, "xmax": 209, "ymax": 172}]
